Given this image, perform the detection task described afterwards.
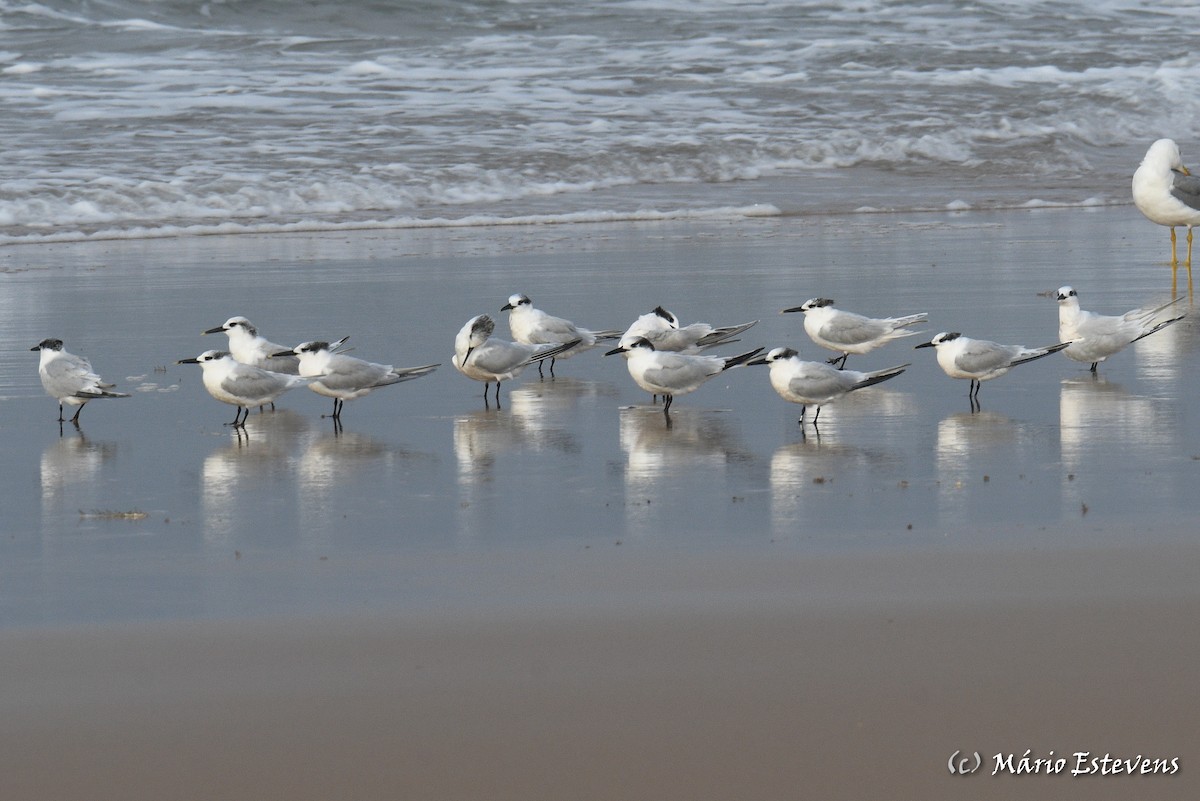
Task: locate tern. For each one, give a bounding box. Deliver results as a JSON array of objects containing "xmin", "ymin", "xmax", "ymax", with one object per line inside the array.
[
  {"xmin": 452, "ymin": 314, "xmax": 581, "ymax": 405},
  {"xmin": 31, "ymin": 338, "xmax": 130, "ymax": 424},
  {"xmin": 178, "ymin": 350, "xmax": 316, "ymax": 427},
  {"xmin": 782, "ymin": 298, "xmax": 927, "ymax": 369},
  {"xmin": 916, "ymin": 332, "xmax": 1069, "ymax": 401},
  {"xmin": 604, "ymin": 336, "xmax": 762, "ymax": 414},
  {"xmin": 501, "ymin": 293, "xmax": 620, "ymax": 376},
  {"xmin": 1056, "ymin": 286, "xmax": 1185, "ymax": 372},
  {"xmin": 1132, "ymin": 138, "xmax": 1200, "ymax": 266},
  {"xmin": 749, "ymin": 346, "xmax": 908, "ymax": 425},
  {"xmin": 203, "ymin": 316, "xmax": 348, "ymax": 374},
  {"xmin": 276, "ymin": 341, "xmax": 439, "ymax": 419},
  {"xmin": 619, "ymin": 306, "xmax": 758, "ymax": 354}
]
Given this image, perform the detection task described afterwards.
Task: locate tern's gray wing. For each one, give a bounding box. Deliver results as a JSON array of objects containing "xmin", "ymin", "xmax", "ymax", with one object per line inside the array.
[
  {"xmin": 1172, "ymin": 171, "xmax": 1200, "ymax": 212},
  {"xmin": 788, "ymin": 363, "xmax": 858, "ymax": 400},
  {"xmin": 471, "ymin": 340, "xmax": 534, "ymax": 374},
  {"xmin": 256, "ymin": 352, "xmax": 302, "ymax": 374},
  {"xmin": 954, "ymin": 340, "xmax": 1020, "ymax": 374},
  {"xmin": 531, "ymin": 312, "xmax": 584, "ymax": 341},
  {"xmin": 42, "ymin": 354, "xmax": 95, "ymax": 391},
  {"xmin": 816, "ymin": 312, "xmax": 890, "ymax": 346},
  {"xmin": 249, "ymin": 338, "xmax": 301, "ymax": 374},
  {"xmin": 221, "ymin": 364, "xmax": 296, "ymax": 401},
  {"xmin": 644, "ymin": 325, "xmax": 709, "ymax": 351},
  {"xmin": 390, "ymin": 363, "xmax": 440, "ymax": 382},
  {"xmin": 320, "ymin": 356, "xmax": 392, "ymax": 390},
  {"xmin": 641, "ymin": 353, "xmax": 722, "ymax": 389}
]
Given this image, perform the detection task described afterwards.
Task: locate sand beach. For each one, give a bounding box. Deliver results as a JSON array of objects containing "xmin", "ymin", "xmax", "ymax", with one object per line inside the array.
[{"xmin": 0, "ymin": 205, "xmax": 1196, "ymax": 799}]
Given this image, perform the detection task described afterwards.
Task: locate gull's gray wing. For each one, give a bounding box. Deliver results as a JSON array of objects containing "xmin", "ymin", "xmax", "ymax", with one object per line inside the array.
[{"xmin": 1171, "ymin": 171, "xmax": 1200, "ymax": 212}]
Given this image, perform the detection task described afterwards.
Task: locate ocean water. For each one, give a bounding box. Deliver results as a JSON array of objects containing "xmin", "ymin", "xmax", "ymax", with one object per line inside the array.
[{"xmin": 3, "ymin": 0, "xmax": 1200, "ymax": 243}]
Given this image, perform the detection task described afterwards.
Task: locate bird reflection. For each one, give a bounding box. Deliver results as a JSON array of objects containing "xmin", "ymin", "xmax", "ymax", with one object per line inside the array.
[
  {"xmin": 40, "ymin": 428, "xmax": 117, "ymax": 507},
  {"xmin": 784, "ymin": 386, "xmax": 915, "ymax": 441},
  {"xmin": 507, "ymin": 377, "xmax": 610, "ymax": 443},
  {"xmin": 453, "ymin": 379, "xmax": 601, "ymax": 486},
  {"xmin": 295, "ymin": 428, "xmax": 428, "ymax": 548},
  {"xmin": 1058, "ymin": 375, "xmax": 1175, "ymax": 512},
  {"xmin": 933, "ymin": 409, "xmax": 1019, "ymax": 523},
  {"xmin": 200, "ymin": 410, "xmax": 309, "ymax": 547},
  {"xmin": 618, "ymin": 406, "xmax": 751, "ymax": 535},
  {"xmin": 1131, "ymin": 319, "xmax": 1187, "ymax": 384},
  {"xmin": 620, "ymin": 406, "xmax": 748, "ymax": 483},
  {"xmin": 768, "ymin": 439, "xmax": 875, "ymax": 530}
]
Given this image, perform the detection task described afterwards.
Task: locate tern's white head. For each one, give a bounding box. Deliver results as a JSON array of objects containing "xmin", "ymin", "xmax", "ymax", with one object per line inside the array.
[
  {"xmin": 204, "ymin": 316, "xmax": 257, "ymax": 337},
  {"xmin": 501, "ymin": 293, "xmax": 532, "ymax": 311},
  {"xmin": 605, "ymin": 336, "xmax": 656, "ymax": 356},
  {"xmin": 30, "ymin": 338, "xmax": 66, "ymax": 353},
  {"xmin": 749, "ymin": 346, "xmax": 800, "ymax": 365},
  {"xmin": 915, "ymin": 332, "xmax": 961, "ymax": 350},
  {"xmin": 177, "ymin": 349, "xmax": 232, "ymax": 365}
]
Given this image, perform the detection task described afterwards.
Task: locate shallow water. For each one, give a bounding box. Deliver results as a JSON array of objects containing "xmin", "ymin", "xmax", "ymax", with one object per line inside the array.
[{"xmin": 1, "ymin": 206, "xmax": 1197, "ymax": 626}]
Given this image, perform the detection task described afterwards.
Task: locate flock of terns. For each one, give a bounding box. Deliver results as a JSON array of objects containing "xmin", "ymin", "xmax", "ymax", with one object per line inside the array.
[
  {"xmin": 28, "ymin": 138, "xmax": 1196, "ymax": 431},
  {"xmin": 30, "ymin": 286, "xmax": 1184, "ymax": 431}
]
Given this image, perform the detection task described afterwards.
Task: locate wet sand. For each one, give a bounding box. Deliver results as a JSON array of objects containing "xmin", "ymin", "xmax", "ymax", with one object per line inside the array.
[
  {"xmin": 0, "ymin": 206, "xmax": 1197, "ymax": 798},
  {"xmin": 1, "ymin": 543, "xmax": 1195, "ymax": 800}
]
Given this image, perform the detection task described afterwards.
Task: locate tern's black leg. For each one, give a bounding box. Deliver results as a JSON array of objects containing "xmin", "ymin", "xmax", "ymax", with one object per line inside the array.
[
  {"xmin": 1090, "ymin": 362, "xmax": 1098, "ymax": 373},
  {"xmin": 537, "ymin": 361, "xmax": 544, "ymax": 378},
  {"xmin": 812, "ymin": 405, "xmax": 823, "ymax": 425},
  {"xmin": 663, "ymin": 395, "xmax": 674, "ymax": 415},
  {"xmin": 227, "ymin": 406, "xmax": 248, "ymax": 427},
  {"xmin": 70, "ymin": 404, "xmax": 84, "ymax": 424},
  {"xmin": 549, "ymin": 356, "xmax": 556, "ymax": 377},
  {"xmin": 57, "ymin": 403, "xmax": 65, "ymax": 423}
]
